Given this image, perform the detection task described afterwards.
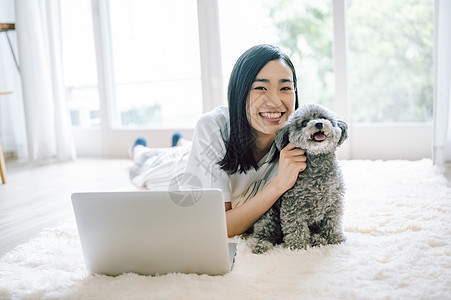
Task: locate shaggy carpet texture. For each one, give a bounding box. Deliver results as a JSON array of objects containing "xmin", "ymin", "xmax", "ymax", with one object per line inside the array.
[{"xmin": 0, "ymin": 159, "xmax": 450, "ymax": 299}]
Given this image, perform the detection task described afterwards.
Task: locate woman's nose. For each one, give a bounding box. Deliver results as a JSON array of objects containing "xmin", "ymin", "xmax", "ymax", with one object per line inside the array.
[{"xmin": 265, "ymin": 89, "xmax": 283, "ymax": 107}]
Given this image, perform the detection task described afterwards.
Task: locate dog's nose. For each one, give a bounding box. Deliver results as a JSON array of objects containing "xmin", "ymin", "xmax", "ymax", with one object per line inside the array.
[{"xmin": 315, "ymin": 122, "xmax": 323, "ymax": 130}]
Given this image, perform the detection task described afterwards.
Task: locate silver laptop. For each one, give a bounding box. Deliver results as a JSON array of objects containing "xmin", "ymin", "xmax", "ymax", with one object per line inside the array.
[{"xmin": 71, "ymin": 188, "xmax": 237, "ymax": 276}]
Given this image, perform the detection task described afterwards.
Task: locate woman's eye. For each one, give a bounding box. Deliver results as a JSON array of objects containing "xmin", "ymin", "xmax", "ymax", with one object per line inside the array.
[
  {"xmin": 281, "ymin": 87, "xmax": 292, "ymax": 91},
  {"xmin": 253, "ymin": 86, "xmax": 266, "ymax": 90}
]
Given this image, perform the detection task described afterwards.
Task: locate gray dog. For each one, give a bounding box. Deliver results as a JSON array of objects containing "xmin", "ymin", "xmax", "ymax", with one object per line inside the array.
[{"xmin": 247, "ymin": 104, "xmax": 348, "ymax": 253}]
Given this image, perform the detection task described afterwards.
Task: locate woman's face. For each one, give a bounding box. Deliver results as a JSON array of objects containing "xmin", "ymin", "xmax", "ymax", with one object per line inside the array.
[{"xmin": 248, "ymin": 59, "xmax": 296, "ymax": 139}]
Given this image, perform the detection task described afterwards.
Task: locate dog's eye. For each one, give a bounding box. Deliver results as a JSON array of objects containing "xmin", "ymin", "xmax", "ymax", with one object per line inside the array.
[{"xmin": 301, "ymin": 120, "xmax": 309, "ymax": 127}]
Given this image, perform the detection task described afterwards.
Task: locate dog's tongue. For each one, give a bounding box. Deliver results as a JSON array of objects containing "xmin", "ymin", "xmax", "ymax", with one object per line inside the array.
[{"xmin": 313, "ymin": 132, "xmax": 326, "ymax": 141}]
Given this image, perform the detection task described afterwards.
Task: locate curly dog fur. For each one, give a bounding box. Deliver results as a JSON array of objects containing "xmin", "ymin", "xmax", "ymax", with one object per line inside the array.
[{"xmin": 247, "ymin": 104, "xmax": 348, "ymax": 253}]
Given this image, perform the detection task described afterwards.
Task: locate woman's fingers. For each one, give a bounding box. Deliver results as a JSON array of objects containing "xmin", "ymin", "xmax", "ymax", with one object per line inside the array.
[
  {"xmin": 284, "ymin": 143, "xmax": 304, "ymax": 154},
  {"xmin": 299, "ymin": 162, "xmax": 307, "ymax": 171},
  {"xmin": 281, "ymin": 143, "xmax": 307, "ymax": 171},
  {"xmin": 295, "ymin": 155, "xmax": 307, "ymax": 162},
  {"xmin": 281, "ymin": 143, "xmax": 306, "ymax": 159}
]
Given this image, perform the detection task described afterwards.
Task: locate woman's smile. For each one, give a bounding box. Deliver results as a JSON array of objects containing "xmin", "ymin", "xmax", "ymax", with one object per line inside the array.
[{"xmin": 258, "ymin": 111, "xmax": 286, "ymax": 123}]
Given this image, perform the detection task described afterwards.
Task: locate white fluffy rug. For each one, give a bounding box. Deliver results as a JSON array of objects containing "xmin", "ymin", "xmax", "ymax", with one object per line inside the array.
[{"xmin": 1, "ymin": 160, "xmax": 450, "ymax": 299}]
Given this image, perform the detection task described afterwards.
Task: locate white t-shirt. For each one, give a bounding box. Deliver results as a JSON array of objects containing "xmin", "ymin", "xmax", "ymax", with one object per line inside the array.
[{"xmin": 181, "ymin": 106, "xmax": 280, "ymax": 208}]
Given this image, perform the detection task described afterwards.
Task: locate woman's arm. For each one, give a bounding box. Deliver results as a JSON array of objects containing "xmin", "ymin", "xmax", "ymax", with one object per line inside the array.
[
  {"xmin": 225, "ymin": 143, "xmax": 306, "ymax": 237},
  {"xmin": 225, "ymin": 179, "xmax": 286, "ymax": 237}
]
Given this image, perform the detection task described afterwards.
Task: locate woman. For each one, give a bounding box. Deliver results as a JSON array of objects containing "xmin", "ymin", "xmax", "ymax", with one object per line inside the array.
[{"xmin": 130, "ymin": 44, "xmax": 307, "ymax": 237}]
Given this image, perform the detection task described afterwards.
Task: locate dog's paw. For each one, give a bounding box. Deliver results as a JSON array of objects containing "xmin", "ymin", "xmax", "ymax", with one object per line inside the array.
[
  {"xmin": 310, "ymin": 234, "xmax": 328, "ymax": 247},
  {"xmin": 284, "ymin": 239, "xmax": 309, "ymax": 251},
  {"xmin": 325, "ymin": 232, "xmax": 346, "ymax": 245},
  {"xmin": 283, "ymin": 232, "xmax": 311, "ymax": 250},
  {"xmin": 247, "ymin": 237, "xmax": 275, "ymax": 254}
]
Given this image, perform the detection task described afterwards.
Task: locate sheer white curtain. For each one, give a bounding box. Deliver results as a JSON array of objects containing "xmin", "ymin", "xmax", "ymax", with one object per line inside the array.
[
  {"xmin": 0, "ymin": 29, "xmax": 28, "ymax": 160},
  {"xmin": 15, "ymin": 0, "xmax": 75, "ymax": 161},
  {"xmin": 433, "ymin": 0, "xmax": 451, "ymax": 166}
]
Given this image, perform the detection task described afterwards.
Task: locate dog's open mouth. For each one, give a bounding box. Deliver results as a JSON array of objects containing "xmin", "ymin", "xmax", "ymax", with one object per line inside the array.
[{"xmin": 311, "ymin": 131, "xmax": 326, "ymax": 142}]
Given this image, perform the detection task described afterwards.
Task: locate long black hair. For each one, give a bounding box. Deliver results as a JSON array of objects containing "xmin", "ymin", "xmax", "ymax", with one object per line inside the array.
[{"xmin": 218, "ymin": 44, "xmax": 299, "ymax": 174}]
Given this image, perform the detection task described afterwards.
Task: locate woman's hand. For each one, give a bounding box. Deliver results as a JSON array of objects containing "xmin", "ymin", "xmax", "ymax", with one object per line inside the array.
[{"xmin": 272, "ymin": 143, "xmax": 307, "ymax": 192}]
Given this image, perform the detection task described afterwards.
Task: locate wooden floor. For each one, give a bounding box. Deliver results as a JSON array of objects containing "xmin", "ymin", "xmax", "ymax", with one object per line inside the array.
[{"xmin": 0, "ymin": 158, "xmax": 135, "ymax": 256}]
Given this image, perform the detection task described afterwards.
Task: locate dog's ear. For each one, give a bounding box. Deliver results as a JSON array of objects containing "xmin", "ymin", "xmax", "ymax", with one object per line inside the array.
[
  {"xmin": 275, "ymin": 125, "xmax": 290, "ymax": 151},
  {"xmin": 337, "ymin": 119, "xmax": 348, "ymax": 146}
]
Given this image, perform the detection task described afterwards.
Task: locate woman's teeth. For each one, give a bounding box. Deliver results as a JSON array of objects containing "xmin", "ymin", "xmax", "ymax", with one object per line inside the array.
[{"xmin": 260, "ymin": 112, "xmax": 282, "ymax": 119}]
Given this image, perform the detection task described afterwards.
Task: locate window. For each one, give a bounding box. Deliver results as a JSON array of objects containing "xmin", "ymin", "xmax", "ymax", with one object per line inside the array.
[
  {"xmin": 60, "ymin": 0, "xmax": 100, "ymax": 127},
  {"xmin": 347, "ymin": 0, "xmax": 434, "ymax": 123},
  {"xmin": 61, "ymin": 0, "xmax": 433, "ymax": 128},
  {"xmin": 218, "ymin": 0, "xmax": 433, "ymax": 123},
  {"xmin": 108, "ymin": 0, "xmax": 202, "ymax": 129},
  {"xmin": 61, "ymin": 0, "xmax": 202, "ymax": 129}
]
